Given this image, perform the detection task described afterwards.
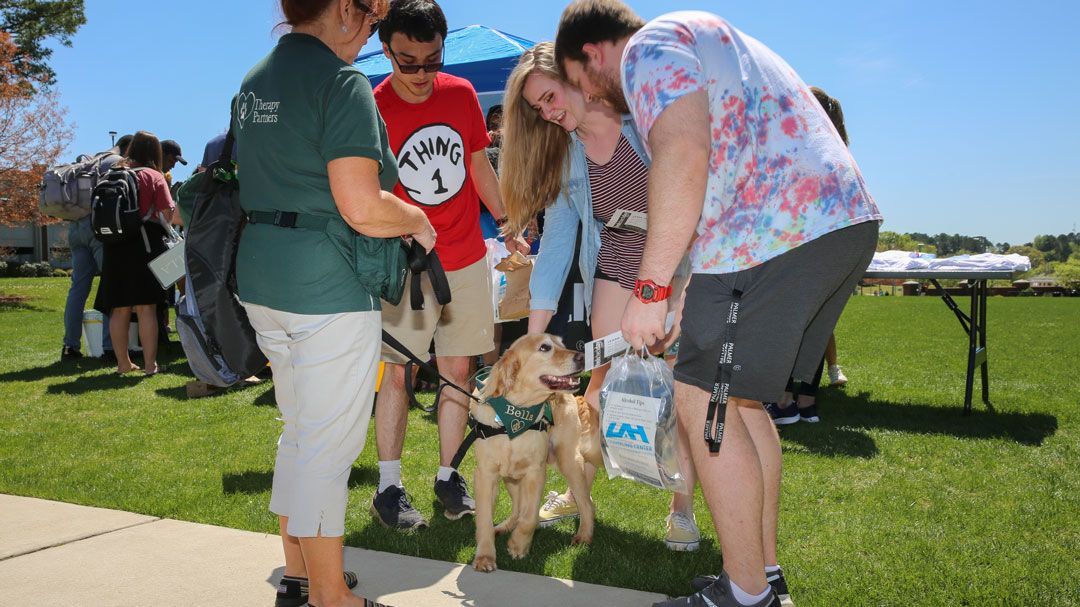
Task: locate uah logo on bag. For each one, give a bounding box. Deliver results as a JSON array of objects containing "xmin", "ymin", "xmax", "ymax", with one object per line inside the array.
[
  {"xmin": 236, "ymin": 91, "xmax": 280, "ymax": 129},
  {"xmin": 605, "ymin": 423, "xmax": 650, "ymax": 444},
  {"xmin": 397, "ymin": 124, "xmax": 466, "ymax": 206}
]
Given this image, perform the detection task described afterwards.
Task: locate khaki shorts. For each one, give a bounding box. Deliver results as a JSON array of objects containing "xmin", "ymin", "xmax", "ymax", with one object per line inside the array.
[{"xmin": 381, "ymin": 256, "xmax": 495, "ymax": 363}]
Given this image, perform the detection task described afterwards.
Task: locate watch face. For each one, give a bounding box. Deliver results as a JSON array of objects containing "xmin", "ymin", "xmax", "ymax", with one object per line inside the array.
[{"xmin": 640, "ymin": 284, "xmax": 655, "ymax": 300}]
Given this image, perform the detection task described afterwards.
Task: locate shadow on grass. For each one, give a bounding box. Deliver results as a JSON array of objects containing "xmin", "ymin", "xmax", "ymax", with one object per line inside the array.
[
  {"xmin": 343, "ymin": 515, "xmax": 716, "ymax": 599},
  {"xmin": 0, "ymin": 358, "xmax": 105, "ymax": 383},
  {"xmin": 222, "ymin": 465, "xmax": 378, "ymax": 495},
  {"xmin": 779, "ymin": 422, "xmax": 879, "ymax": 458},
  {"xmin": 253, "ymin": 388, "xmax": 276, "ymax": 407},
  {"xmin": 780, "ymin": 390, "xmax": 1058, "ymax": 457},
  {"xmin": 0, "ymin": 295, "xmax": 45, "ymax": 312},
  {"xmin": 44, "ymin": 370, "xmax": 156, "ymax": 394},
  {"xmin": 151, "ymin": 379, "xmax": 269, "ymax": 402}
]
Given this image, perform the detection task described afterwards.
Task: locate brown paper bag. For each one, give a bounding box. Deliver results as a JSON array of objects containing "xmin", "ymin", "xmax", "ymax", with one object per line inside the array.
[{"xmin": 495, "ymin": 252, "xmax": 533, "ymax": 321}]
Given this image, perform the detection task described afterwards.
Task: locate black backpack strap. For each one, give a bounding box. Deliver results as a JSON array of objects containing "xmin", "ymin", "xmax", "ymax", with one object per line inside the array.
[
  {"xmin": 426, "ymin": 248, "xmax": 451, "ymax": 306},
  {"xmin": 410, "ymin": 269, "xmax": 425, "ymax": 311},
  {"xmin": 219, "ymin": 128, "xmax": 235, "ymax": 165},
  {"xmin": 407, "ymin": 240, "xmax": 452, "ymax": 311}
]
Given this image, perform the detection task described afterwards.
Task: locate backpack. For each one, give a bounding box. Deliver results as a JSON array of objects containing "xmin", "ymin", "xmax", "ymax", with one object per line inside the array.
[
  {"xmin": 91, "ymin": 167, "xmax": 148, "ymax": 245},
  {"xmin": 40, "ymin": 151, "xmax": 120, "ymax": 220},
  {"xmin": 180, "ymin": 129, "xmax": 267, "ymax": 384},
  {"xmin": 175, "ymin": 283, "xmax": 242, "ymax": 387}
]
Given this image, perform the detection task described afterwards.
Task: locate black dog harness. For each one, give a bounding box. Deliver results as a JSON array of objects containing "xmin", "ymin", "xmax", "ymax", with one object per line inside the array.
[{"xmin": 449, "ymin": 388, "xmax": 554, "ymax": 470}]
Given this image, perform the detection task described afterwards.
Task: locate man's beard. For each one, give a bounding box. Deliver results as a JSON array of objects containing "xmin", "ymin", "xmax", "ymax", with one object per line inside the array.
[{"xmin": 587, "ymin": 63, "xmax": 629, "ymax": 114}]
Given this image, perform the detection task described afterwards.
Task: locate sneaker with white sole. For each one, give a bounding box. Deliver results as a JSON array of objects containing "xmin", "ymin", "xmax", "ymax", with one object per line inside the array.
[
  {"xmin": 654, "ymin": 571, "xmax": 779, "ymax": 607},
  {"xmin": 538, "ymin": 491, "xmax": 578, "ymax": 527},
  {"xmin": 827, "ymin": 364, "xmax": 847, "ymax": 387},
  {"xmin": 664, "ymin": 511, "xmax": 700, "ymax": 551},
  {"xmin": 434, "ymin": 471, "xmax": 475, "ymax": 520},
  {"xmin": 798, "ymin": 404, "xmax": 820, "ymax": 423},
  {"xmin": 764, "ymin": 401, "xmax": 800, "ymax": 425},
  {"xmin": 691, "ymin": 568, "xmax": 794, "ymax": 607},
  {"xmin": 370, "ymin": 485, "xmax": 428, "ymax": 531}
]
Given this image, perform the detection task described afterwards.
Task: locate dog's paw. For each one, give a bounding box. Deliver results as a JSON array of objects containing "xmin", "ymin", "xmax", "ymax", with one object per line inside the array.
[
  {"xmin": 473, "ymin": 554, "xmax": 498, "ymax": 573},
  {"xmin": 494, "ymin": 521, "xmax": 514, "ymax": 535},
  {"xmin": 571, "ymin": 532, "xmax": 593, "ymax": 546},
  {"xmin": 507, "ymin": 534, "xmax": 533, "ymax": 559}
]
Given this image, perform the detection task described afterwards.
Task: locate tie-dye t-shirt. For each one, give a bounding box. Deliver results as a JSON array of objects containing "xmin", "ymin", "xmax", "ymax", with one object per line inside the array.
[{"xmin": 621, "ymin": 11, "xmax": 882, "ymax": 274}]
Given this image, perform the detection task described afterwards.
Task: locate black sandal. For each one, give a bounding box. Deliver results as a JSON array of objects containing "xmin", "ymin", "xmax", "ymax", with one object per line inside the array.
[
  {"xmin": 275, "ymin": 571, "xmax": 359, "ymax": 607},
  {"xmin": 307, "ymin": 601, "xmax": 388, "ymax": 607}
]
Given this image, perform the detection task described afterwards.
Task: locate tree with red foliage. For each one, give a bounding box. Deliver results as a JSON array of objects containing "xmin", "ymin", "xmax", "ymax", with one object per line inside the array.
[{"xmin": 0, "ymin": 30, "xmax": 74, "ymax": 226}]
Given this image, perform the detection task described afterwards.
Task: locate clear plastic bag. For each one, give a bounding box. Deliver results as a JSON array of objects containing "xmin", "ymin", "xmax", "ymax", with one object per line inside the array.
[{"xmin": 599, "ymin": 351, "xmax": 688, "ymax": 493}]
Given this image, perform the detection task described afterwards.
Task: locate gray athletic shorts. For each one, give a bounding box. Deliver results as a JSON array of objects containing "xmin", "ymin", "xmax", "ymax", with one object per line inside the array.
[{"xmin": 675, "ymin": 221, "xmax": 879, "ymax": 403}]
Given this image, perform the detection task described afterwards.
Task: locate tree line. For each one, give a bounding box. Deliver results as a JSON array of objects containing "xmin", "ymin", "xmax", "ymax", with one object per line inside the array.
[{"xmin": 0, "ymin": 0, "xmax": 84, "ymax": 226}]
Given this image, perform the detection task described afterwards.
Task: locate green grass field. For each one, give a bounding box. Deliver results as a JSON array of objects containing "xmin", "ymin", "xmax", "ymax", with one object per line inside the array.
[{"xmin": 0, "ymin": 278, "xmax": 1076, "ymax": 606}]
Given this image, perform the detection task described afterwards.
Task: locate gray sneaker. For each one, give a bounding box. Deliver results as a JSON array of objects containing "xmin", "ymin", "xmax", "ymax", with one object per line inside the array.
[
  {"xmin": 433, "ymin": 471, "xmax": 475, "ymax": 520},
  {"xmin": 370, "ymin": 485, "xmax": 428, "ymax": 531},
  {"xmin": 655, "ymin": 572, "xmax": 779, "ymax": 607},
  {"xmin": 691, "ymin": 568, "xmax": 793, "ymax": 607}
]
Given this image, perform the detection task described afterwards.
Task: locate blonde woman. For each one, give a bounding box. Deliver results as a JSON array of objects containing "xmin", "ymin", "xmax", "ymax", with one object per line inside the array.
[{"xmin": 500, "ymin": 42, "xmax": 698, "ymax": 552}]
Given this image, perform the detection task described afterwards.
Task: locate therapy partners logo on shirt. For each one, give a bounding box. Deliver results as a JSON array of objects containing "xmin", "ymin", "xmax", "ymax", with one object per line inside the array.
[
  {"xmin": 397, "ymin": 123, "xmax": 466, "ymax": 206},
  {"xmin": 236, "ymin": 91, "xmax": 280, "ymax": 129}
]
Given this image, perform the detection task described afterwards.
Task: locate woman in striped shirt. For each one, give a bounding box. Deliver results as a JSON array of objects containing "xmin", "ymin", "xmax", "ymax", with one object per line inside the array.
[{"xmin": 500, "ymin": 42, "xmax": 698, "ymax": 552}]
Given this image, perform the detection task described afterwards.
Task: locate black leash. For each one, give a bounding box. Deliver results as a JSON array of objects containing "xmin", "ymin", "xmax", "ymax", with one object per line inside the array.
[
  {"xmin": 704, "ymin": 289, "xmax": 742, "ymax": 453},
  {"xmin": 380, "ymin": 329, "xmax": 482, "ymax": 408}
]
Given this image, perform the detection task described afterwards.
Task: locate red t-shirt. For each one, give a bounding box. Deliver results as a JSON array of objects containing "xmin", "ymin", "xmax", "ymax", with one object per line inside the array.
[
  {"xmin": 135, "ymin": 168, "xmax": 175, "ymax": 220},
  {"xmin": 373, "ymin": 73, "xmax": 491, "ymax": 271}
]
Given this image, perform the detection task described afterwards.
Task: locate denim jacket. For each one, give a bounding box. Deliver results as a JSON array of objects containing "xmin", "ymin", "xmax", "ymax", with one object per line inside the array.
[{"xmin": 529, "ymin": 115, "xmax": 651, "ymax": 317}]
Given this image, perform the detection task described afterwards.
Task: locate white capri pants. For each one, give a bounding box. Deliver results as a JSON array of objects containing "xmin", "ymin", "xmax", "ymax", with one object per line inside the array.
[{"xmin": 243, "ymin": 302, "xmax": 381, "ymax": 538}]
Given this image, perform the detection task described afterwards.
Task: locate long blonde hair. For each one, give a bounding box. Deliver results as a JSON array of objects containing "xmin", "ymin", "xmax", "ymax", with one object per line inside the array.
[{"xmin": 500, "ymin": 42, "xmax": 572, "ymax": 235}]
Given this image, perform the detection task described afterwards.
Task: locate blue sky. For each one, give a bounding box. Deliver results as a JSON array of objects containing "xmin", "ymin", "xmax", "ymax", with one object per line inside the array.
[{"xmin": 49, "ymin": 1, "xmax": 1079, "ymax": 245}]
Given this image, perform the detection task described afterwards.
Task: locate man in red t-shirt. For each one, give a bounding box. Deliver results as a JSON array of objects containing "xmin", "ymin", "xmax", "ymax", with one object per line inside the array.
[{"xmin": 369, "ymin": 0, "xmax": 528, "ymax": 532}]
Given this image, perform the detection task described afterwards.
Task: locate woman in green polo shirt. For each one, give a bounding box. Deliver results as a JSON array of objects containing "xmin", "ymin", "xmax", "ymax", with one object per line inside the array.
[{"xmin": 235, "ymin": 2, "xmax": 434, "ymax": 606}]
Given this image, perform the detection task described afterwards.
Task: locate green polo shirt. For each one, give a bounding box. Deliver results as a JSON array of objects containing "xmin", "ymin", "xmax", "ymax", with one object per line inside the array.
[{"xmin": 234, "ymin": 33, "xmax": 398, "ymax": 314}]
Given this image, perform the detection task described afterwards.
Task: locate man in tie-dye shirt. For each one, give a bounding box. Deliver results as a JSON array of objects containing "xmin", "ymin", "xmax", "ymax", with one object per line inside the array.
[{"xmin": 556, "ymin": 2, "xmax": 881, "ymax": 606}]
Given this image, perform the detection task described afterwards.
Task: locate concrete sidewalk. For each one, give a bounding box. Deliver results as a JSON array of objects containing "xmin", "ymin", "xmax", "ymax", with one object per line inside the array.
[{"xmin": 0, "ymin": 494, "xmax": 666, "ymax": 606}]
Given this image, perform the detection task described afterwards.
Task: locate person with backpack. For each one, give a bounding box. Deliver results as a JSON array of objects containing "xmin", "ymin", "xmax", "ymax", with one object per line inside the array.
[
  {"xmin": 92, "ymin": 131, "xmax": 176, "ymax": 376},
  {"xmin": 59, "ymin": 134, "xmax": 131, "ymax": 361},
  {"xmin": 234, "ymin": 2, "xmax": 432, "ymax": 606}
]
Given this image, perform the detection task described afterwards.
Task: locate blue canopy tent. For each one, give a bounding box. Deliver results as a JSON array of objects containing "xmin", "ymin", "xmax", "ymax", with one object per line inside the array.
[{"xmin": 354, "ymin": 25, "xmax": 535, "ymax": 114}]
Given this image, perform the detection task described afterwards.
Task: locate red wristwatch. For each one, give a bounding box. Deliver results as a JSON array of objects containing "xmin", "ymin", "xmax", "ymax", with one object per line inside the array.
[{"xmin": 633, "ymin": 279, "xmax": 672, "ymax": 304}]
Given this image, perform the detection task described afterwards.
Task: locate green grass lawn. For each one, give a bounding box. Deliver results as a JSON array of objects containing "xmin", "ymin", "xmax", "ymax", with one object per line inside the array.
[{"xmin": 1, "ymin": 278, "xmax": 1077, "ymax": 606}]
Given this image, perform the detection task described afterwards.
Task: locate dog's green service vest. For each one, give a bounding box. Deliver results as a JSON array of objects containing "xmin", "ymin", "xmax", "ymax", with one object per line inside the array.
[{"xmin": 475, "ymin": 369, "xmax": 553, "ymax": 439}]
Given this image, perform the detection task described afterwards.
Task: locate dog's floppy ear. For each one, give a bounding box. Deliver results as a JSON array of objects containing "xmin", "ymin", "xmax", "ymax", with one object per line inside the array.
[{"xmin": 487, "ymin": 350, "xmax": 520, "ymax": 399}]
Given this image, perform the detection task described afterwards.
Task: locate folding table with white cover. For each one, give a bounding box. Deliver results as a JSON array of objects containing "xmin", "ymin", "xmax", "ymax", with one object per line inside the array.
[{"xmin": 862, "ymin": 269, "xmax": 1014, "ymax": 415}]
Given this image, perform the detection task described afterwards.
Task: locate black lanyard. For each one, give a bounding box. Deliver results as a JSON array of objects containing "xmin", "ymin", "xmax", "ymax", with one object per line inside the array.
[{"xmin": 704, "ymin": 289, "xmax": 742, "ymax": 453}]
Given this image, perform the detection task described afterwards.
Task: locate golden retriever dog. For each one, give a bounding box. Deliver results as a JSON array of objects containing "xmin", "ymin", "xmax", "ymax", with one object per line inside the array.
[{"xmin": 470, "ymin": 333, "xmax": 602, "ymax": 573}]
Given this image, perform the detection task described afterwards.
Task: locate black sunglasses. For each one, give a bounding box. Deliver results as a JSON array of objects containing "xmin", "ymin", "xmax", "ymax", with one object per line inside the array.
[
  {"xmin": 388, "ymin": 45, "xmax": 445, "ymax": 74},
  {"xmin": 355, "ymin": 1, "xmax": 379, "ymax": 36}
]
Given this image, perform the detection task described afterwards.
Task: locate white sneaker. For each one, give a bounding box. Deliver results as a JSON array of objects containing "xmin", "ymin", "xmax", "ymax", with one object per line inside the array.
[
  {"xmin": 664, "ymin": 511, "xmax": 700, "ymax": 551},
  {"xmin": 828, "ymin": 364, "xmax": 848, "ymax": 387},
  {"xmin": 538, "ymin": 491, "xmax": 579, "ymax": 527}
]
